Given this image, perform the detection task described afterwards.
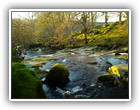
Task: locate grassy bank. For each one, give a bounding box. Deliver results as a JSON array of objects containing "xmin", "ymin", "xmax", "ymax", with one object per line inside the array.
[{"xmin": 69, "ymin": 20, "xmax": 128, "ymax": 50}]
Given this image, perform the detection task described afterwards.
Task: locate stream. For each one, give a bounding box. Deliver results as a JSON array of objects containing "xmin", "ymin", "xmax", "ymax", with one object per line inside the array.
[{"xmin": 22, "ymin": 47, "xmax": 128, "ymax": 99}]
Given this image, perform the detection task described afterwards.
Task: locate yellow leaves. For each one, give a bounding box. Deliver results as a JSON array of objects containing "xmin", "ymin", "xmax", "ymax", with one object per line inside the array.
[{"xmin": 108, "ymin": 66, "xmax": 120, "ymax": 77}]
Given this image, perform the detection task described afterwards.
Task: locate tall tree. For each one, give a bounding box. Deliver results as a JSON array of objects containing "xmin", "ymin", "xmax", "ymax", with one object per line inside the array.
[
  {"xmin": 104, "ymin": 12, "xmax": 109, "ymax": 25},
  {"xmin": 81, "ymin": 12, "xmax": 89, "ymax": 44},
  {"xmin": 119, "ymin": 12, "xmax": 122, "ymax": 23}
]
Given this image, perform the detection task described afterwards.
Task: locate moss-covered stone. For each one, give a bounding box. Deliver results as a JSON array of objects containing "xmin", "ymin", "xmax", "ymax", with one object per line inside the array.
[
  {"xmin": 44, "ymin": 63, "xmax": 69, "ymax": 87},
  {"xmin": 12, "ymin": 62, "xmax": 46, "ymax": 99},
  {"xmin": 97, "ymin": 64, "xmax": 128, "ymax": 86},
  {"xmin": 108, "ymin": 66, "xmax": 120, "ymax": 77},
  {"xmin": 115, "ymin": 54, "xmax": 128, "ymax": 60},
  {"xmin": 96, "ymin": 73, "xmax": 120, "ymax": 85},
  {"xmin": 109, "ymin": 64, "xmax": 128, "ymax": 80}
]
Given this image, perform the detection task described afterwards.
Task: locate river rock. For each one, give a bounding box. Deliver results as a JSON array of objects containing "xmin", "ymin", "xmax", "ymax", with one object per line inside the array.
[
  {"xmin": 12, "ymin": 62, "xmax": 46, "ymax": 99},
  {"xmin": 96, "ymin": 73, "xmax": 120, "ymax": 85},
  {"xmin": 97, "ymin": 64, "xmax": 128, "ymax": 86},
  {"xmin": 108, "ymin": 66, "xmax": 121, "ymax": 77},
  {"xmin": 114, "ymin": 64, "xmax": 128, "ymax": 80},
  {"xmin": 115, "ymin": 50, "xmax": 121, "ymax": 55},
  {"xmin": 44, "ymin": 63, "xmax": 69, "ymax": 87},
  {"xmin": 75, "ymin": 94, "xmax": 90, "ymax": 98},
  {"xmin": 109, "ymin": 64, "xmax": 128, "ymax": 79},
  {"xmin": 86, "ymin": 61, "xmax": 98, "ymax": 65}
]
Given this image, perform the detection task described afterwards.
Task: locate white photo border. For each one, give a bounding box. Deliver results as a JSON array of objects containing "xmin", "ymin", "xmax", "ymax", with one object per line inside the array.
[{"xmin": 9, "ymin": 9, "xmax": 131, "ymax": 101}]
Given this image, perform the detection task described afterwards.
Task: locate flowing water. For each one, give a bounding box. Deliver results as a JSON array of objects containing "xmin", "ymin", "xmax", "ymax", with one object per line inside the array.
[{"xmin": 22, "ymin": 47, "xmax": 128, "ymax": 99}]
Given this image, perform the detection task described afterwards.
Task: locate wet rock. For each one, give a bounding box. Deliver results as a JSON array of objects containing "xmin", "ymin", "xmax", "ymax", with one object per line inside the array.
[
  {"xmin": 71, "ymin": 52, "xmax": 75, "ymax": 55},
  {"xmin": 97, "ymin": 73, "xmax": 120, "ymax": 86},
  {"xmin": 107, "ymin": 57, "xmax": 127, "ymax": 65},
  {"xmin": 86, "ymin": 61, "xmax": 98, "ymax": 65},
  {"xmin": 114, "ymin": 64, "xmax": 128, "ymax": 84},
  {"xmin": 72, "ymin": 86, "xmax": 83, "ymax": 93},
  {"xmin": 115, "ymin": 50, "xmax": 121, "ymax": 55},
  {"xmin": 75, "ymin": 95, "xmax": 90, "ymax": 99},
  {"xmin": 104, "ymin": 61, "xmax": 112, "ymax": 71},
  {"xmin": 64, "ymin": 91, "xmax": 71, "ymax": 97},
  {"xmin": 81, "ymin": 83, "xmax": 87, "ymax": 88},
  {"xmin": 115, "ymin": 47, "xmax": 128, "ymax": 56},
  {"xmin": 97, "ymin": 63, "xmax": 128, "ymax": 87},
  {"xmin": 44, "ymin": 63, "xmax": 69, "ymax": 87},
  {"xmin": 109, "ymin": 64, "xmax": 128, "ymax": 80},
  {"xmin": 115, "ymin": 53, "xmax": 128, "ymax": 61}
]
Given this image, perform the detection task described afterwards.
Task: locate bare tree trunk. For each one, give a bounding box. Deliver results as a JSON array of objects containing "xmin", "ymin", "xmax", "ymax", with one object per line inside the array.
[
  {"xmin": 105, "ymin": 12, "xmax": 108, "ymax": 26},
  {"xmin": 119, "ymin": 12, "xmax": 122, "ymax": 23},
  {"xmin": 81, "ymin": 12, "xmax": 88, "ymax": 45}
]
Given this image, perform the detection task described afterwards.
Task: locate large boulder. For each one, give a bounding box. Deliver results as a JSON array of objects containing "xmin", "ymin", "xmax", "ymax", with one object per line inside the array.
[
  {"xmin": 96, "ymin": 64, "xmax": 128, "ymax": 85},
  {"xmin": 108, "ymin": 64, "xmax": 128, "ymax": 80},
  {"xmin": 12, "ymin": 62, "xmax": 46, "ymax": 99},
  {"xmin": 44, "ymin": 63, "xmax": 69, "ymax": 87}
]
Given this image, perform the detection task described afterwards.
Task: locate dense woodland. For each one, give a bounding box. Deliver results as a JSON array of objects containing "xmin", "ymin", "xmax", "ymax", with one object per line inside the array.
[{"xmin": 12, "ymin": 11, "xmax": 128, "ymax": 55}]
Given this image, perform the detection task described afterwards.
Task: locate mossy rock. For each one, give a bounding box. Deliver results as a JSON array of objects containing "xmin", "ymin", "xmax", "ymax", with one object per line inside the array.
[
  {"xmin": 12, "ymin": 62, "xmax": 46, "ymax": 99},
  {"xmin": 108, "ymin": 66, "xmax": 121, "ymax": 77},
  {"xmin": 23, "ymin": 57, "xmax": 51, "ymax": 62},
  {"xmin": 115, "ymin": 54, "xmax": 128, "ymax": 60},
  {"xmin": 44, "ymin": 63, "xmax": 69, "ymax": 87},
  {"xmin": 31, "ymin": 62, "xmax": 44, "ymax": 68},
  {"xmin": 96, "ymin": 73, "xmax": 120, "ymax": 85},
  {"xmin": 107, "ymin": 64, "xmax": 128, "ymax": 85},
  {"xmin": 109, "ymin": 64, "xmax": 128, "ymax": 79},
  {"xmin": 31, "ymin": 57, "xmax": 51, "ymax": 62},
  {"xmin": 22, "ymin": 57, "xmax": 50, "ymax": 68},
  {"xmin": 97, "ymin": 64, "xmax": 128, "ymax": 86}
]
